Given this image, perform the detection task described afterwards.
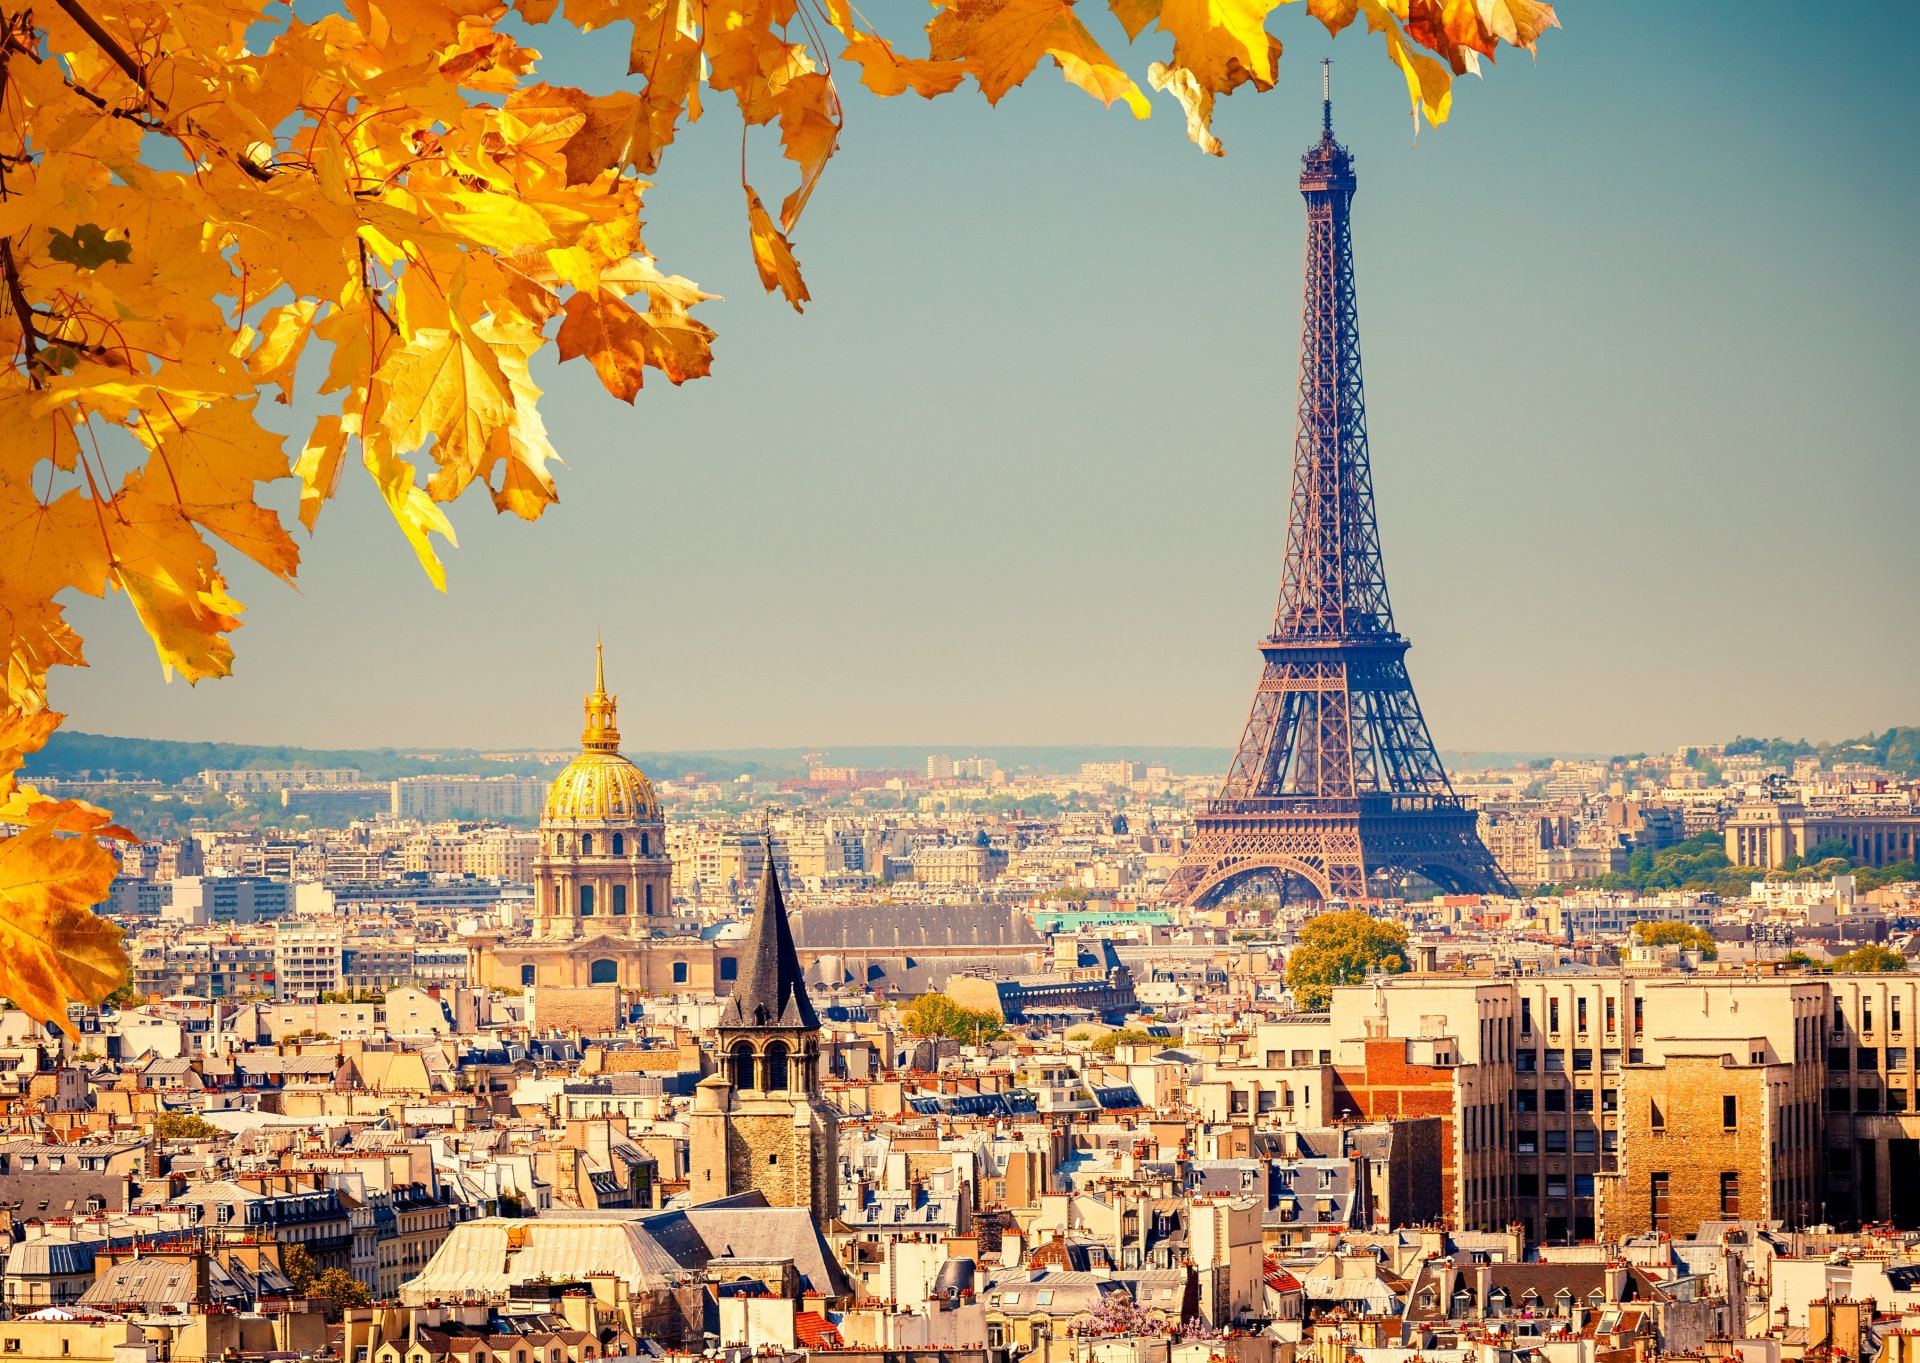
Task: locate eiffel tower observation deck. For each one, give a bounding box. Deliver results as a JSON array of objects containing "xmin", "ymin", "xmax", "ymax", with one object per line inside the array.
[{"xmin": 1165, "ymin": 66, "xmax": 1509, "ymax": 907}]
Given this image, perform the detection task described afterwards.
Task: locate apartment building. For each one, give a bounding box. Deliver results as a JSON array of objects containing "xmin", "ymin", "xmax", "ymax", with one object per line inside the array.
[
  {"xmin": 1826, "ymin": 974, "xmax": 1920, "ymax": 1226},
  {"xmin": 1284, "ymin": 974, "xmax": 1830, "ymax": 1244}
]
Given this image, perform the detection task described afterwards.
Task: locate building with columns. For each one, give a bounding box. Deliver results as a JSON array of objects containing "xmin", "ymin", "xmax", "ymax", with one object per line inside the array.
[{"xmin": 475, "ymin": 649, "xmax": 726, "ymax": 993}]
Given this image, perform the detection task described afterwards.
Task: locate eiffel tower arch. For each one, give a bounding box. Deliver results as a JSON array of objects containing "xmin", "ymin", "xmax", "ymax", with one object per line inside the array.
[{"xmin": 1165, "ymin": 70, "xmax": 1509, "ymax": 910}]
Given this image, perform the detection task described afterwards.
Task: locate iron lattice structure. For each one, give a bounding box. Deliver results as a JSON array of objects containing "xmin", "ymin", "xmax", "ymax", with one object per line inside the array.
[{"xmin": 1165, "ymin": 88, "xmax": 1509, "ymax": 907}]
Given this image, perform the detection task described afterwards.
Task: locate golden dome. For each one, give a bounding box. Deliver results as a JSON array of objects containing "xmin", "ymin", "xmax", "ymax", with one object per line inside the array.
[{"xmin": 542, "ymin": 644, "xmax": 660, "ymax": 824}]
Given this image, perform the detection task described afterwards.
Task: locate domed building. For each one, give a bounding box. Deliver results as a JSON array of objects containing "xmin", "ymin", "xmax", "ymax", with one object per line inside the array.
[
  {"xmin": 531, "ymin": 643, "xmax": 671, "ymax": 940},
  {"xmin": 476, "ymin": 647, "xmax": 733, "ymax": 998}
]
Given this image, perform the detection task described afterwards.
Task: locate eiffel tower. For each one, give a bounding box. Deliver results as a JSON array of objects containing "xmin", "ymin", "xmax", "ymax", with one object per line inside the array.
[{"xmin": 1165, "ymin": 68, "xmax": 1508, "ymax": 908}]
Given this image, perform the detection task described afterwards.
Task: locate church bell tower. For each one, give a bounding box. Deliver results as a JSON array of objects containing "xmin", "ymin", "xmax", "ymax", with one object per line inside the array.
[{"xmin": 689, "ymin": 847, "xmax": 839, "ymax": 1226}]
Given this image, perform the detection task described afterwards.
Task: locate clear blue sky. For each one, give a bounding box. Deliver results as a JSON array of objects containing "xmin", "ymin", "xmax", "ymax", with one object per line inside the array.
[{"xmin": 50, "ymin": 2, "xmax": 1920, "ymax": 756}]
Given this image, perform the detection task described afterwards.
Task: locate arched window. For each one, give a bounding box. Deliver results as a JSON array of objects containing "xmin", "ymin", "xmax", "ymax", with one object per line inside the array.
[
  {"xmin": 579, "ymin": 884, "xmax": 594, "ymax": 915},
  {"xmin": 589, "ymin": 959, "xmax": 619, "ymax": 985},
  {"xmin": 644, "ymin": 883, "xmax": 654, "ymax": 915},
  {"xmin": 672, "ymin": 960, "xmax": 689, "ymax": 984},
  {"xmin": 581, "ymin": 833, "xmax": 592, "ymax": 855},
  {"xmin": 613, "ymin": 885, "xmax": 628, "ymax": 915},
  {"xmin": 640, "ymin": 832, "xmax": 649, "ymax": 854},
  {"xmin": 520, "ymin": 965, "xmax": 536, "ymax": 987},
  {"xmin": 729, "ymin": 1041, "xmax": 755, "ymax": 1090},
  {"xmin": 612, "ymin": 833, "xmax": 624, "ymax": 856},
  {"xmin": 764, "ymin": 1040, "xmax": 790, "ymax": 1092},
  {"xmin": 556, "ymin": 834, "xmax": 567, "ymax": 854}
]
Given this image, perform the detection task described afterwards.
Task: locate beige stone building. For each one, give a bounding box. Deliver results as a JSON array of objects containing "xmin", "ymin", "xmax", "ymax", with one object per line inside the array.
[{"xmin": 1726, "ymin": 800, "xmax": 1920, "ymax": 869}]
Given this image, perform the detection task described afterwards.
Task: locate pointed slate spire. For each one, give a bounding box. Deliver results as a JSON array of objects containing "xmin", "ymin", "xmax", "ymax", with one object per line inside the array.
[{"xmin": 721, "ymin": 842, "xmax": 819, "ymax": 1031}]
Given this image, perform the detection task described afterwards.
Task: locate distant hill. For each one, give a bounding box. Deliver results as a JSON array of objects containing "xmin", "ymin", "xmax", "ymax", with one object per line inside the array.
[
  {"xmin": 22, "ymin": 733, "xmax": 1238, "ymax": 783},
  {"xmin": 27, "ymin": 728, "xmax": 1913, "ymax": 787}
]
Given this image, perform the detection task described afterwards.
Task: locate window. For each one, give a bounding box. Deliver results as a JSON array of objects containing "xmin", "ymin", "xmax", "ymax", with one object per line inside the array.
[
  {"xmin": 1721, "ymin": 1172, "xmax": 1741, "ymax": 1217},
  {"xmin": 579, "ymin": 884, "xmax": 594, "ymax": 915},
  {"xmin": 672, "ymin": 960, "xmax": 689, "ymax": 983},
  {"xmin": 581, "ymin": 834, "xmax": 593, "ymax": 855},
  {"xmin": 1633, "ymin": 997, "xmax": 1644, "ymax": 1034},
  {"xmin": 520, "ymin": 964, "xmax": 536, "ymax": 987},
  {"xmin": 645, "ymin": 883, "xmax": 655, "ymax": 915},
  {"xmin": 1516, "ymin": 1049, "xmax": 1537, "ymax": 1073},
  {"xmin": 612, "ymin": 884, "xmax": 627, "ymax": 915},
  {"xmin": 1573, "ymin": 1048, "xmax": 1593, "ymax": 1071},
  {"xmin": 1602, "ymin": 1088, "xmax": 1618, "ymax": 1112},
  {"xmin": 1862, "ymin": 1047, "xmax": 1881, "ymax": 1071},
  {"xmin": 1517, "ymin": 1173, "xmax": 1540, "ymax": 1197},
  {"xmin": 1891, "ymin": 1048, "xmax": 1909, "ymax": 1071},
  {"xmin": 1516, "ymin": 1090, "xmax": 1538, "ymax": 1113},
  {"xmin": 1724, "ymin": 1095, "xmax": 1738, "ymax": 1129},
  {"xmin": 1829, "ymin": 1086, "xmax": 1852, "ymax": 1112},
  {"xmin": 1605, "ymin": 998, "xmax": 1616, "ymax": 1034},
  {"xmin": 729, "ymin": 1041, "xmax": 754, "ymax": 1089},
  {"xmin": 1650, "ymin": 1099, "xmax": 1664, "ymax": 1131},
  {"xmin": 720, "ymin": 957, "xmax": 739, "ymax": 982},
  {"xmin": 1896, "ymin": 998, "xmax": 1905, "ymax": 1032},
  {"xmin": 612, "ymin": 833, "xmax": 624, "ymax": 856},
  {"xmin": 589, "ymin": 959, "xmax": 618, "ymax": 985},
  {"xmin": 1574, "ymin": 1130, "xmax": 1597, "ymax": 1154},
  {"xmin": 1574, "ymin": 1089, "xmax": 1594, "ymax": 1112},
  {"xmin": 1859, "ymin": 1088, "xmax": 1882, "ymax": 1113},
  {"xmin": 1522, "ymin": 1000, "xmax": 1533, "ymax": 1035},
  {"xmin": 1516, "ymin": 1132, "xmax": 1537, "ymax": 1155},
  {"xmin": 764, "ymin": 1041, "xmax": 790, "ymax": 1091},
  {"xmin": 1575, "ymin": 1173, "xmax": 1595, "ymax": 1198},
  {"xmin": 1577, "ymin": 999, "xmax": 1588, "ymax": 1033},
  {"xmin": 1545, "ymin": 1175, "xmax": 1568, "ymax": 1198},
  {"xmin": 1545, "ymin": 1130, "xmax": 1568, "ymax": 1154},
  {"xmin": 1830, "ymin": 1048, "xmax": 1852, "ymax": 1072},
  {"xmin": 1544, "ymin": 1088, "xmax": 1567, "ymax": 1112},
  {"xmin": 1651, "ymin": 1172, "xmax": 1670, "ymax": 1232},
  {"xmin": 1837, "ymin": 1000, "xmax": 1847, "ymax": 1030},
  {"xmin": 1544, "ymin": 1050, "xmax": 1565, "ymax": 1072},
  {"xmin": 1550, "ymin": 1000, "xmax": 1561, "ymax": 1034}
]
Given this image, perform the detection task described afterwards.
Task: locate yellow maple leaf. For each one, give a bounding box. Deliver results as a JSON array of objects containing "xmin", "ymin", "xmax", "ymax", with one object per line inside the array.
[
  {"xmin": 0, "ymin": 815, "xmax": 129, "ymax": 1035},
  {"xmin": 931, "ymin": 0, "xmax": 1150, "ymax": 117}
]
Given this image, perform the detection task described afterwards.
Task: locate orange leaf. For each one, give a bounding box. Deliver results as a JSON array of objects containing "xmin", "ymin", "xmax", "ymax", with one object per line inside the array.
[
  {"xmin": 745, "ymin": 186, "xmax": 809, "ymax": 313},
  {"xmin": 0, "ymin": 815, "xmax": 128, "ymax": 1036},
  {"xmin": 557, "ymin": 286, "xmax": 715, "ymax": 403}
]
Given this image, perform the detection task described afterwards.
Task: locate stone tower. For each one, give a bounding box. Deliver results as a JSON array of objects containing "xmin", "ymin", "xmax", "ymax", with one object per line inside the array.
[{"xmin": 689, "ymin": 849, "xmax": 839, "ymax": 1226}]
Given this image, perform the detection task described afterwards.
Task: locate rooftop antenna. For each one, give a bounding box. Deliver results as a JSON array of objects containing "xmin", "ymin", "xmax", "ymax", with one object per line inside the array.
[{"xmin": 1321, "ymin": 58, "xmax": 1333, "ymax": 137}]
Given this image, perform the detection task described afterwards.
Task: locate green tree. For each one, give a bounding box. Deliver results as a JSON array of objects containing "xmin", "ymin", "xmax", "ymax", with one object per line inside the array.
[
  {"xmin": 152, "ymin": 1111, "xmax": 216, "ymax": 1140},
  {"xmin": 1833, "ymin": 944, "xmax": 1908, "ymax": 974},
  {"xmin": 1284, "ymin": 911, "xmax": 1410, "ymax": 1012},
  {"xmin": 283, "ymin": 1245, "xmax": 370, "ymax": 1318},
  {"xmin": 1805, "ymin": 838, "xmax": 1855, "ymax": 863},
  {"xmin": 900, "ymin": 993, "xmax": 1007, "ymax": 1044},
  {"xmin": 1078, "ymin": 1028, "xmax": 1154, "ymax": 1056},
  {"xmin": 1631, "ymin": 921, "xmax": 1717, "ymax": 958}
]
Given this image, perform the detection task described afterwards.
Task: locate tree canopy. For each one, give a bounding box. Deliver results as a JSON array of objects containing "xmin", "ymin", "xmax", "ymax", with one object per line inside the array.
[
  {"xmin": 1284, "ymin": 909, "xmax": 1411, "ymax": 1011},
  {"xmin": 0, "ymin": 0, "xmax": 1560, "ymax": 1029},
  {"xmin": 900, "ymin": 992, "xmax": 1007, "ymax": 1043},
  {"xmin": 1630, "ymin": 920, "xmax": 1717, "ymax": 958},
  {"xmin": 152, "ymin": 1110, "xmax": 216, "ymax": 1140},
  {"xmin": 1832, "ymin": 944, "xmax": 1908, "ymax": 974}
]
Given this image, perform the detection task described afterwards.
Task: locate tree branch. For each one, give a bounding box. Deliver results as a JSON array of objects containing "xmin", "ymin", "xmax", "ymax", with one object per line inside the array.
[
  {"xmin": 49, "ymin": 0, "xmax": 155, "ymax": 104},
  {"xmin": 2, "ymin": 239, "xmax": 44, "ymax": 386}
]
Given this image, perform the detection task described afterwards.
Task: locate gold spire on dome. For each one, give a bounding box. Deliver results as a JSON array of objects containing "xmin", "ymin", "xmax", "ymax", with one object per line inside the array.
[{"xmin": 582, "ymin": 638, "xmax": 620, "ymax": 753}]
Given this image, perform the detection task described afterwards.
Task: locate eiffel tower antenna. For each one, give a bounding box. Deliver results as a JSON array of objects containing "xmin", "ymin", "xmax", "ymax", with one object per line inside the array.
[{"xmin": 1164, "ymin": 104, "xmax": 1509, "ymax": 908}]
